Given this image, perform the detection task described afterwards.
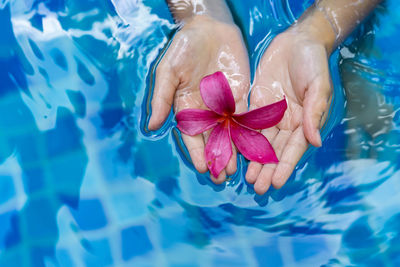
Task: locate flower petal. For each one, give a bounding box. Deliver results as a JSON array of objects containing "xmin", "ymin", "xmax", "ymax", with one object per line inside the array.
[
  {"xmin": 200, "ymin": 71, "xmax": 235, "ymax": 115},
  {"xmin": 176, "ymin": 109, "xmax": 221, "ymax": 136},
  {"xmin": 233, "ymin": 98, "xmax": 287, "ymax": 129},
  {"xmin": 230, "ymin": 121, "xmax": 278, "ymax": 164},
  {"xmin": 205, "ymin": 122, "xmax": 232, "ymax": 177}
]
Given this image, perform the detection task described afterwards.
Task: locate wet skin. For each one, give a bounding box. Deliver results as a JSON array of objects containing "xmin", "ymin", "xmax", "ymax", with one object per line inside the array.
[
  {"xmin": 148, "ymin": 15, "xmax": 250, "ymax": 184},
  {"xmin": 150, "ymin": 0, "xmax": 383, "ymax": 194}
]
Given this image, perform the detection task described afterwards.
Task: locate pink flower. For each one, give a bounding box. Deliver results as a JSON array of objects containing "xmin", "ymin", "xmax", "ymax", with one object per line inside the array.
[{"xmin": 176, "ymin": 71, "xmax": 287, "ymax": 178}]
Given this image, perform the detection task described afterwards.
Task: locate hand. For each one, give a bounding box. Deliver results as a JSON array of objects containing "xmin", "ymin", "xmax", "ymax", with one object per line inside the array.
[
  {"xmin": 148, "ymin": 15, "xmax": 250, "ymax": 183},
  {"xmin": 246, "ymin": 23, "xmax": 333, "ymax": 194}
]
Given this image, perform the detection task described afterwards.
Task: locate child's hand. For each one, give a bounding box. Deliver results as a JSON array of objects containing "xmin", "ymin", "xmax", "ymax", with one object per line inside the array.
[
  {"xmin": 148, "ymin": 15, "xmax": 250, "ymax": 183},
  {"xmin": 246, "ymin": 18, "xmax": 333, "ymax": 194}
]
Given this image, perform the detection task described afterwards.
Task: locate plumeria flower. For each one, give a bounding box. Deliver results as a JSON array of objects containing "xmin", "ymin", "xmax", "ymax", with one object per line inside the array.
[{"xmin": 176, "ymin": 71, "xmax": 287, "ymax": 178}]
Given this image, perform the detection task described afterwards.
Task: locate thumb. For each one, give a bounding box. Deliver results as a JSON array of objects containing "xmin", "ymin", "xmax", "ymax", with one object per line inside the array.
[
  {"xmin": 148, "ymin": 62, "xmax": 179, "ymax": 130},
  {"xmin": 302, "ymin": 76, "xmax": 331, "ymax": 147}
]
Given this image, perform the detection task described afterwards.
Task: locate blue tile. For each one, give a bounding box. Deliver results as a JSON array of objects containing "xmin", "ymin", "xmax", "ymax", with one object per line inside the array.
[
  {"xmin": 121, "ymin": 225, "xmax": 153, "ymax": 260},
  {"xmin": 292, "ymin": 236, "xmax": 328, "ymax": 262},
  {"xmin": 75, "ymin": 57, "xmax": 95, "ymax": 86},
  {"xmin": 15, "ymin": 135, "xmax": 39, "ymax": 163},
  {"xmin": 0, "ymin": 249, "xmax": 23, "ymax": 267},
  {"xmin": 50, "ymin": 152, "xmax": 87, "ymax": 204},
  {"xmin": 253, "ymin": 244, "xmax": 283, "ymax": 267},
  {"xmin": 23, "ymin": 168, "xmax": 45, "ymax": 194},
  {"xmin": 45, "ymin": 107, "xmax": 83, "ymax": 158},
  {"xmin": 110, "ymin": 193, "xmax": 147, "ymax": 222},
  {"xmin": 70, "ymin": 199, "xmax": 107, "ymax": 231},
  {"xmin": 83, "ymin": 238, "xmax": 113, "ymax": 266},
  {"xmin": 4, "ymin": 213, "xmax": 21, "ymax": 248},
  {"xmin": 0, "ymin": 175, "xmax": 15, "ymax": 204},
  {"xmin": 212, "ymin": 247, "xmax": 249, "ymax": 266},
  {"xmin": 156, "ymin": 176, "xmax": 179, "ymax": 196},
  {"xmin": 159, "ymin": 217, "xmax": 185, "ymax": 249},
  {"xmin": 343, "ymin": 217, "xmax": 376, "ymax": 249},
  {"xmin": 66, "ymin": 90, "xmax": 86, "ymax": 118},
  {"xmin": 50, "ymin": 48, "xmax": 68, "ymax": 71},
  {"xmin": 0, "ymin": 211, "xmax": 17, "ymax": 250},
  {"xmin": 56, "ymin": 249, "xmax": 75, "ymax": 267},
  {"xmin": 25, "ymin": 198, "xmax": 57, "ymax": 240},
  {"xmin": 342, "ymin": 217, "xmax": 382, "ymax": 264},
  {"xmin": 31, "ymin": 246, "xmax": 54, "ymax": 267},
  {"xmin": 133, "ymin": 139, "xmax": 179, "ymax": 182}
]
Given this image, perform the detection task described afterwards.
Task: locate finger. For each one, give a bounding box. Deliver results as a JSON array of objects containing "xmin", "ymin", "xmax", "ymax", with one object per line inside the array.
[
  {"xmin": 148, "ymin": 62, "xmax": 179, "ymax": 130},
  {"xmin": 245, "ymin": 75, "xmax": 279, "ymax": 185},
  {"xmin": 271, "ymin": 126, "xmax": 308, "ymax": 189},
  {"xmin": 182, "ymin": 134, "xmax": 208, "ymax": 173},
  {"xmin": 253, "ymin": 165, "xmax": 275, "ymax": 194},
  {"xmin": 320, "ymin": 94, "xmax": 332, "ymax": 129},
  {"xmin": 303, "ymin": 74, "xmax": 331, "ymax": 147},
  {"xmin": 245, "ymin": 127, "xmax": 279, "ymax": 184},
  {"xmin": 226, "ymin": 144, "xmax": 237, "ymax": 176},
  {"xmin": 246, "ymin": 162, "xmax": 262, "ymax": 184},
  {"xmin": 254, "ymin": 129, "xmax": 291, "ymax": 195},
  {"xmin": 211, "ymin": 169, "xmax": 227, "ymax": 184}
]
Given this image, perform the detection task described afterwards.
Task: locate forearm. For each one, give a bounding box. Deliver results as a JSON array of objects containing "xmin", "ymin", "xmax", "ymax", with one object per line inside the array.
[
  {"xmin": 296, "ymin": 0, "xmax": 383, "ymax": 53},
  {"xmin": 166, "ymin": 0, "xmax": 233, "ymax": 24},
  {"xmin": 316, "ymin": 0, "xmax": 383, "ymax": 46}
]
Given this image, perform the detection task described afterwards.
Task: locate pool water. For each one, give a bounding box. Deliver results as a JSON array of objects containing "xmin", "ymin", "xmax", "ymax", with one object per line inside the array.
[{"xmin": 0, "ymin": 0, "xmax": 400, "ymax": 266}]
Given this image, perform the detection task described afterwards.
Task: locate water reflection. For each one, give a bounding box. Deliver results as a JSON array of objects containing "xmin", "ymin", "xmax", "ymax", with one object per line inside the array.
[
  {"xmin": 0, "ymin": 5, "xmax": 88, "ymax": 266},
  {"xmin": 0, "ymin": 0, "xmax": 399, "ymax": 266}
]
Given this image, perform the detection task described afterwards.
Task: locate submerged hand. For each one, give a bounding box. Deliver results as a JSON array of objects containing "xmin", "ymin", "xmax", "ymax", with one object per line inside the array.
[
  {"xmin": 246, "ymin": 23, "xmax": 333, "ymax": 194},
  {"xmin": 148, "ymin": 15, "xmax": 250, "ymax": 183}
]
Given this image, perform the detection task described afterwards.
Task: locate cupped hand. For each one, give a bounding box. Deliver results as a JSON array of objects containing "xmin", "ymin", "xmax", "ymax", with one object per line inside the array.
[
  {"xmin": 148, "ymin": 15, "xmax": 250, "ymax": 183},
  {"xmin": 246, "ymin": 26, "xmax": 333, "ymax": 194}
]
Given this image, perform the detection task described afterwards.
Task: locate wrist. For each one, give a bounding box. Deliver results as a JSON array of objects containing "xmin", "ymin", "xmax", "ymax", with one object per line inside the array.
[
  {"xmin": 293, "ymin": 5, "xmax": 337, "ymax": 54},
  {"xmin": 167, "ymin": 0, "xmax": 234, "ymax": 25}
]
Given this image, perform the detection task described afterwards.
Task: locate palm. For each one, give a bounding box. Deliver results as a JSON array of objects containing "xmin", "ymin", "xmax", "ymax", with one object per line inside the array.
[
  {"xmin": 149, "ymin": 15, "xmax": 250, "ymax": 183},
  {"xmin": 246, "ymin": 30, "xmax": 332, "ymax": 194}
]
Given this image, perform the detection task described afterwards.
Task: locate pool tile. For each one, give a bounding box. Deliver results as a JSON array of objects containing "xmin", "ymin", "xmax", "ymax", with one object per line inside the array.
[
  {"xmin": 158, "ymin": 216, "xmax": 186, "ymax": 249},
  {"xmin": 121, "ymin": 225, "xmax": 153, "ymax": 261},
  {"xmin": 0, "ymin": 211, "xmax": 17, "ymax": 250},
  {"xmin": 0, "ymin": 175, "xmax": 15, "ymax": 204},
  {"xmin": 26, "ymin": 198, "xmax": 57, "ymax": 240},
  {"xmin": 0, "ymin": 248, "xmax": 24, "ymax": 267},
  {"xmin": 56, "ymin": 249, "xmax": 75, "ymax": 267},
  {"xmin": 133, "ymin": 139, "xmax": 179, "ymax": 182},
  {"xmin": 253, "ymin": 244, "xmax": 283, "ymax": 267},
  {"xmin": 83, "ymin": 238, "xmax": 113, "ymax": 266},
  {"xmin": 4, "ymin": 214, "xmax": 21, "ymax": 249},
  {"xmin": 212, "ymin": 247, "xmax": 251, "ymax": 267},
  {"xmin": 15, "ymin": 135, "xmax": 39, "ymax": 164},
  {"xmin": 70, "ymin": 199, "xmax": 107, "ymax": 231},
  {"xmin": 23, "ymin": 168, "xmax": 44, "ymax": 194},
  {"xmin": 45, "ymin": 108, "xmax": 83, "ymax": 158},
  {"xmin": 30, "ymin": 246, "xmax": 54, "ymax": 267},
  {"xmin": 110, "ymin": 193, "xmax": 148, "ymax": 222},
  {"xmin": 292, "ymin": 236, "xmax": 329, "ymax": 262}
]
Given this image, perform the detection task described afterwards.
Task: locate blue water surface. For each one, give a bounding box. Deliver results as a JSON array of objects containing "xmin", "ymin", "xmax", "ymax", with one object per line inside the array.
[{"xmin": 0, "ymin": 0, "xmax": 400, "ymax": 266}]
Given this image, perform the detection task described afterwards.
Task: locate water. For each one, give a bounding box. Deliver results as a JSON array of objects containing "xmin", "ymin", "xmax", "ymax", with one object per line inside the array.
[{"xmin": 0, "ymin": 0, "xmax": 399, "ymax": 266}]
